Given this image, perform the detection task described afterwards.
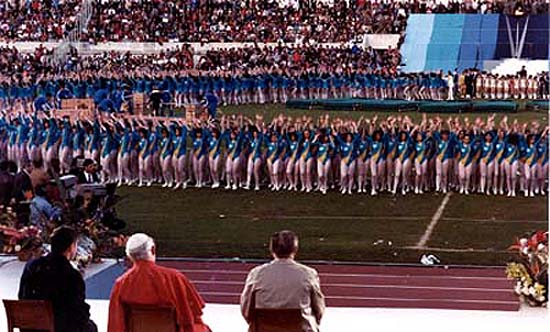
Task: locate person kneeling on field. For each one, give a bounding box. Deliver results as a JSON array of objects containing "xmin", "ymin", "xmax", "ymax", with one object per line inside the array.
[
  {"xmin": 107, "ymin": 233, "xmax": 211, "ymax": 332},
  {"xmin": 240, "ymin": 230, "xmax": 325, "ymax": 332}
]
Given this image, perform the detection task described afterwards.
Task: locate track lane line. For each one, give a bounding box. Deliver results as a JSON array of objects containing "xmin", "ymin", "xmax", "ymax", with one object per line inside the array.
[
  {"xmin": 192, "ymin": 280, "xmax": 511, "ymax": 292},
  {"xmin": 197, "ymin": 292, "xmax": 517, "ymax": 305},
  {"xmin": 179, "ymin": 269, "xmax": 507, "ymax": 280}
]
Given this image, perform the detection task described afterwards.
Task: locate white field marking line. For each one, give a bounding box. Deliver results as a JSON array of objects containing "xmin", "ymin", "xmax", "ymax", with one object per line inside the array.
[
  {"xmin": 401, "ymin": 246, "xmax": 509, "ymax": 253},
  {"xmin": 197, "ymin": 292, "xmax": 517, "ymax": 304},
  {"xmin": 442, "ymin": 217, "xmax": 547, "ymax": 224},
  {"xmin": 192, "ymin": 280, "xmax": 511, "ymax": 292},
  {"xmin": 231, "ymin": 214, "xmax": 425, "ymax": 221},
  {"xmin": 415, "ymin": 192, "xmax": 452, "ymax": 249},
  {"xmin": 182, "ymin": 269, "xmax": 506, "ymax": 281}
]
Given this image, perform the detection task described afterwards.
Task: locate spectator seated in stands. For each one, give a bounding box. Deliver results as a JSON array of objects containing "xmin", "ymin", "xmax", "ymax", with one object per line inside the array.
[
  {"xmin": 18, "ymin": 226, "xmax": 98, "ymax": 332},
  {"xmin": 2, "ymin": 1, "xmax": 548, "ymax": 43},
  {"xmin": 240, "ymin": 230, "xmax": 326, "ymax": 332},
  {"xmin": 107, "ymin": 233, "xmax": 211, "ymax": 332}
]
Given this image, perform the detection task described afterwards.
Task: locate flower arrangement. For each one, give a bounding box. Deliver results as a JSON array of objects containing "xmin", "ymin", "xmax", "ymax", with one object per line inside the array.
[
  {"xmin": 506, "ymin": 230, "xmax": 548, "ymax": 307},
  {"xmin": 74, "ymin": 218, "xmax": 127, "ymax": 267},
  {"xmin": 0, "ymin": 203, "xmax": 126, "ymax": 266},
  {"xmin": 0, "ymin": 206, "xmax": 44, "ymax": 261}
]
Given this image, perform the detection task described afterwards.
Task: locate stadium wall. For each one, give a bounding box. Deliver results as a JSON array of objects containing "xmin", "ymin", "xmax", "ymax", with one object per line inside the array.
[{"xmin": 401, "ymin": 14, "xmax": 550, "ymax": 73}]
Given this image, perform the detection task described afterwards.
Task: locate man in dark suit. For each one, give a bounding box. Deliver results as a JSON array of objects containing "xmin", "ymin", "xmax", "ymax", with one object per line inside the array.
[
  {"xmin": 12, "ymin": 161, "xmax": 33, "ymax": 202},
  {"xmin": 518, "ymin": 66, "xmax": 528, "ymax": 78},
  {"xmin": 77, "ymin": 159, "xmax": 100, "ymax": 184},
  {"xmin": 18, "ymin": 226, "xmax": 98, "ymax": 332},
  {"xmin": 0, "ymin": 160, "xmax": 15, "ymax": 205}
]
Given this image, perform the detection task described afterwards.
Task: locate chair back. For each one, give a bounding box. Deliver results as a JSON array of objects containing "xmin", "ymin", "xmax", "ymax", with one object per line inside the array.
[
  {"xmin": 123, "ymin": 303, "xmax": 178, "ymax": 332},
  {"xmin": 3, "ymin": 299, "xmax": 55, "ymax": 332},
  {"xmin": 250, "ymin": 308, "xmax": 304, "ymax": 332}
]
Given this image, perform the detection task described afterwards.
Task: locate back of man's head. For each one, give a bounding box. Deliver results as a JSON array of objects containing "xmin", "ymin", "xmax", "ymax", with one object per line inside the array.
[
  {"xmin": 126, "ymin": 233, "xmax": 155, "ymax": 262},
  {"xmin": 0, "ymin": 160, "xmax": 8, "ymax": 172},
  {"xmin": 32, "ymin": 159, "xmax": 43, "ymax": 170},
  {"xmin": 6, "ymin": 161, "xmax": 17, "ymax": 173},
  {"xmin": 51, "ymin": 226, "xmax": 77, "ymax": 255},
  {"xmin": 22, "ymin": 160, "xmax": 33, "ymax": 172},
  {"xmin": 270, "ymin": 230, "xmax": 299, "ymax": 259},
  {"xmin": 34, "ymin": 185, "xmax": 47, "ymax": 197}
]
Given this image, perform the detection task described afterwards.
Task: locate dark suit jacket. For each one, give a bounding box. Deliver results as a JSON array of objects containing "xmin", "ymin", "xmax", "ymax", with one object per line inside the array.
[
  {"xmin": 12, "ymin": 171, "xmax": 33, "ymax": 202},
  {"xmin": 19, "ymin": 253, "xmax": 92, "ymax": 332},
  {"xmin": 77, "ymin": 171, "xmax": 100, "ymax": 184},
  {"xmin": 0, "ymin": 170, "xmax": 14, "ymax": 205}
]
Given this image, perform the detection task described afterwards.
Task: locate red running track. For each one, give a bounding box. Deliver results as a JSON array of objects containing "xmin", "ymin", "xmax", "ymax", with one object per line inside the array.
[{"xmin": 158, "ymin": 260, "xmax": 519, "ymax": 312}]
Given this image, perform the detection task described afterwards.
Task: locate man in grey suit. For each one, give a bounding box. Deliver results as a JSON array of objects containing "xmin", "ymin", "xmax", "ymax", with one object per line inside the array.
[{"xmin": 240, "ymin": 231, "xmax": 325, "ymax": 332}]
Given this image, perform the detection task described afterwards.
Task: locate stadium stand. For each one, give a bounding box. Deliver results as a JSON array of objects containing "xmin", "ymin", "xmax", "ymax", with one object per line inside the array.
[{"xmin": 2, "ymin": 1, "xmax": 548, "ymax": 43}]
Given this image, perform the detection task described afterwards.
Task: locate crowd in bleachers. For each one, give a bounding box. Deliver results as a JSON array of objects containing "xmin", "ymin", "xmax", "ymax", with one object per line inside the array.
[
  {"xmin": 0, "ymin": 0, "xmax": 407, "ymax": 43},
  {"xmin": 408, "ymin": 0, "xmax": 549, "ymax": 14},
  {"xmin": 2, "ymin": 0, "xmax": 548, "ymax": 43},
  {"xmin": 0, "ymin": 0, "xmax": 81, "ymax": 42},
  {"xmin": 84, "ymin": 0, "xmax": 408, "ymax": 43}
]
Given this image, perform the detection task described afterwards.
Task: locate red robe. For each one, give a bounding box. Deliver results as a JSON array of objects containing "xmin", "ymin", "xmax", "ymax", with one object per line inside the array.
[{"xmin": 108, "ymin": 260, "xmax": 210, "ymax": 332}]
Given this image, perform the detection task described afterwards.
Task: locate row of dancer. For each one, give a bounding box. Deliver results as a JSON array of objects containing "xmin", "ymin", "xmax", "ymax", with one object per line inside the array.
[
  {"xmin": 2, "ymin": 71, "xmax": 452, "ymax": 112},
  {"xmin": 0, "ymin": 111, "xmax": 548, "ymax": 197}
]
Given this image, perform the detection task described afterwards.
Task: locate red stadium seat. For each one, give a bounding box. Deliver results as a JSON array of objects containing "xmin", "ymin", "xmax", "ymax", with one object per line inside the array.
[
  {"xmin": 123, "ymin": 303, "xmax": 178, "ymax": 332},
  {"xmin": 3, "ymin": 299, "xmax": 55, "ymax": 332}
]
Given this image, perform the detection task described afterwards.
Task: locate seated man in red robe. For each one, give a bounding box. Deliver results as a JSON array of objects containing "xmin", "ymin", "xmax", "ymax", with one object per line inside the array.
[{"xmin": 107, "ymin": 233, "xmax": 211, "ymax": 332}]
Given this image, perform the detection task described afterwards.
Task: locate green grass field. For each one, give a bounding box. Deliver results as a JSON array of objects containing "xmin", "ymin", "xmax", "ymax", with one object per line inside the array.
[
  {"xmin": 116, "ymin": 186, "xmax": 547, "ymax": 266},
  {"xmin": 117, "ymin": 103, "xmax": 548, "ymax": 266},
  {"xmin": 214, "ymin": 103, "xmax": 547, "ymax": 124},
  {"xmin": 170, "ymin": 103, "xmax": 548, "ymax": 124}
]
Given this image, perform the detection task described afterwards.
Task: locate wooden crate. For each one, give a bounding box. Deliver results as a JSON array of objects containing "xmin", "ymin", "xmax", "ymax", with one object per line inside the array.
[
  {"xmin": 55, "ymin": 109, "xmax": 94, "ymax": 121},
  {"xmin": 61, "ymin": 98, "xmax": 94, "ymax": 111}
]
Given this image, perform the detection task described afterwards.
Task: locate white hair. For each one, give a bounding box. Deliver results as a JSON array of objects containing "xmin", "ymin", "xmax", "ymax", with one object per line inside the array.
[{"xmin": 125, "ymin": 233, "xmax": 155, "ymax": 261}]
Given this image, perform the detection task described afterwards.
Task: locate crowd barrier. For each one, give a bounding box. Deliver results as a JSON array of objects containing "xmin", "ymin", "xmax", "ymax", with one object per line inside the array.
[
  {"xmin": 0, "ymin": 35, "xmax": 400, "ymax": 56},
  {"xmin": 286, "ymin": 98, "xmax": 520, "ymax": 113}
]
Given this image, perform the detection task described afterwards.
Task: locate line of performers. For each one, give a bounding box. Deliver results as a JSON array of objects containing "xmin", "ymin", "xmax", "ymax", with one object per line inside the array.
[
  {"xmin": 1, "ymin": 111, "xmax": 548, "ymax": 197},
  {"xmin": 467, "ymin": 73, "xmax": 547, "ymax": 100}
]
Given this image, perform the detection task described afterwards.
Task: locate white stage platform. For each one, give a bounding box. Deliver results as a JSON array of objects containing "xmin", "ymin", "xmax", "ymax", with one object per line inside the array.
[{"xmin": 1, "ymin": 256, "xmax": 548, "ymax": 332}]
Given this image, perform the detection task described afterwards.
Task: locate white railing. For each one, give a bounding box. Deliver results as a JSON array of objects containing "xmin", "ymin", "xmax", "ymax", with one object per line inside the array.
[
  {"xmin": 52, "ymin": 0, "xmax": 94, "ymax": 64},
  {"xmin": 1, "ymin": 34, "xmax": 401, "ymax": 57}
]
